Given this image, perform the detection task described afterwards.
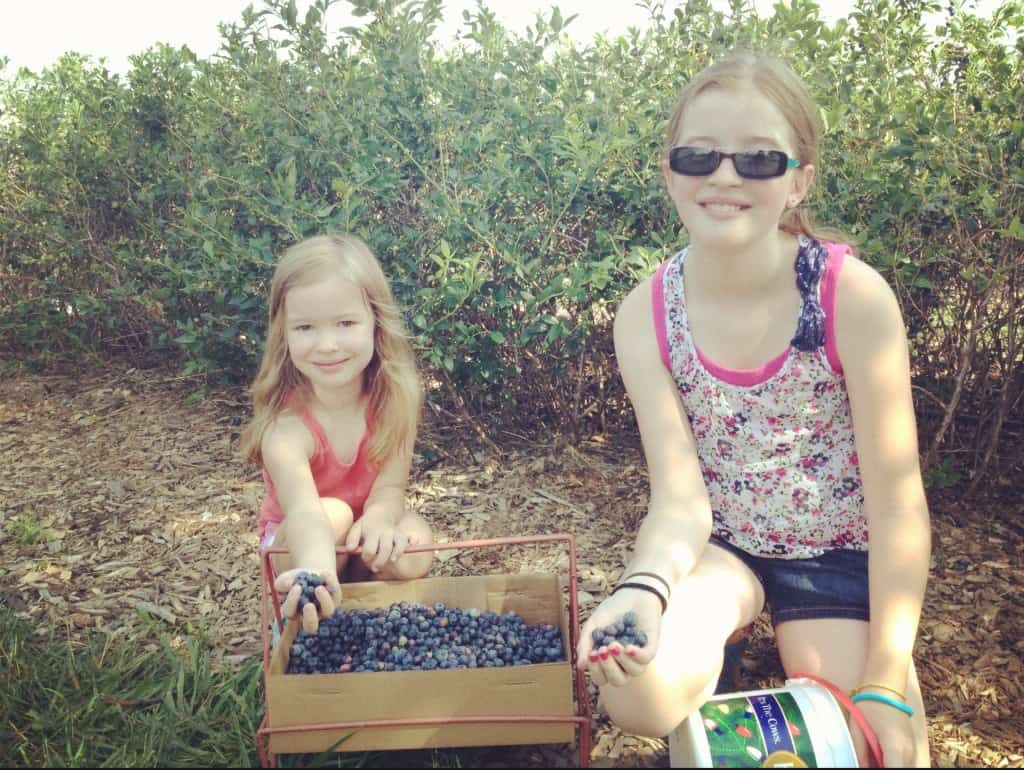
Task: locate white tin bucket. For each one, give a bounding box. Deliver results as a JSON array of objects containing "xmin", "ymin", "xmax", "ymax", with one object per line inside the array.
[{"xmin": 669, "ymin": 679, "xmax": 859, "ymax": 767}]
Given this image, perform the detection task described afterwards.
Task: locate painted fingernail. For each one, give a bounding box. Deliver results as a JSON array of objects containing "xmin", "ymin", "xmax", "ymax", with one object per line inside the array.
[
  {"xmin": 600, "ymin": 651, "xmax": 609, "ymax": 660},
  {"xmin": 611, "ymin": 647, "xmax": 621, "ymax": 656},
  {"xmin": 589, "ymin": 653, "xmax": 600, "ymax": 663},
  {"xmin": 627, "ymin": 648, "xmax": 637, "ymax": 657}
]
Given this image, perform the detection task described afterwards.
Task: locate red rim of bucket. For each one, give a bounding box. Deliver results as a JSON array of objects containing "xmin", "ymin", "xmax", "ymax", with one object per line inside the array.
[{"xmin": 791, "ymin": 672, "xmax": 886, "ymax": 768}]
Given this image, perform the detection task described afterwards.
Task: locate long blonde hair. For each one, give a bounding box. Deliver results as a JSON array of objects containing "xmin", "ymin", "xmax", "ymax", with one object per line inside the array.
[
  {"xmin": 240, "ymin": 234, "xmax": 422, "ymax": 467},
  {"xmin": 664, "ymin": 50, "xmax": 849, "ymax": 244}
]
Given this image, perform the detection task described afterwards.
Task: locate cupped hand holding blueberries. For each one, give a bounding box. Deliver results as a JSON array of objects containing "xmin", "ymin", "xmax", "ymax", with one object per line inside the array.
[
  {"xmin": 275, "ymin": 568, "xmax": 343, "ymax": 634},
  {"xmin": 576, "ymin": 588, "xmax": 661, "ymax": 687}
]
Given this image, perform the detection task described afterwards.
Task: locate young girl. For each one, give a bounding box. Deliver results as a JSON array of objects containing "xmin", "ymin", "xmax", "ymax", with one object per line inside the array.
[
  {"xmin": 577, "ymin": 52, "xmax": 931, "ymax": 767},
  {"xmin": 241, "ymin": 234, "xmax": 433, "ymax": 634}
]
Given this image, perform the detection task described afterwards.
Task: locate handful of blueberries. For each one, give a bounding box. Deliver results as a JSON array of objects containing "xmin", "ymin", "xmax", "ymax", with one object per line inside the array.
[
  {"xmin": 292, "ymin": 572, "xmax": 326, "ymax": 614},
  {"xmin": 286, "ymin": 598, "xmax": 567, "ymax": 675},
  {"xmin": 590, "ymin": 611, "xmax": 648, "ymax": 649}
]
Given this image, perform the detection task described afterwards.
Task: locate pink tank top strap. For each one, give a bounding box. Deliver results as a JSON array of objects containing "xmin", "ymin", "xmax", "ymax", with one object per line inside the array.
[
  {"xmin": 820, "ymin": 241, "xmax": 851, "ymax": 375},
  {"xmin": 652, "ymin": 259, "xmax": 672, "ymax": 372},
  {"xmin": 299, "ymin": 409, "xmax": 330, "ymax": 458}
]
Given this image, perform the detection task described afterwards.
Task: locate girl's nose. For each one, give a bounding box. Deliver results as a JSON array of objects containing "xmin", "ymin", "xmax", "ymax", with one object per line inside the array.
[
  {"xmin": 316, "ymin": 329, "xmax": 342, "ymax": 351},
  {"xmin": 707, "ymin": 155, "xmax": 743, "ymax": 185}
]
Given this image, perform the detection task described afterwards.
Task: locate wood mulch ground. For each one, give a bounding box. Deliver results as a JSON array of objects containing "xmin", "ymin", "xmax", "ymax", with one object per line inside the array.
[{"xmin": 1, "ymin": 364, "xmax": 1021, "ymax": 768}]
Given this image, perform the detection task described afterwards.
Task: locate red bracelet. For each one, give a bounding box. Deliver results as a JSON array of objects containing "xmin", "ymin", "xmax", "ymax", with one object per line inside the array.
[{"xmin": 793, "ymin": 672, "xmax": 885, "ymax": 767}]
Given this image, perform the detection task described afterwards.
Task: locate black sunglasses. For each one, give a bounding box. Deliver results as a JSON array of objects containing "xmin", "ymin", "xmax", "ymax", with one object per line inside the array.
[{"xmin": 669, "ymin": 146, "xmax": 800, "ymax": 180}]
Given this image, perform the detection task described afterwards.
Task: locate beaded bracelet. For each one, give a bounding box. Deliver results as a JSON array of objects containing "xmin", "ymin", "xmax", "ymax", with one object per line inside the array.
[
  {"xmin": 611, "ymin": 582, "xmax": 668, "ymax": 614},
  {"xmin": 851, "ymin": 683, "xmax": 907, "ymax": 701},
  {"xmin": 851, "ymin": 692, "xmax": 914, "ymax": 716}
]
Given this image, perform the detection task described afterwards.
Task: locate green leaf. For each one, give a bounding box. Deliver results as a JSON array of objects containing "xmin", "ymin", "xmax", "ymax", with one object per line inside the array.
[{"xmin": 1002, "ymin": 216, "xmax": 1024, "ymax": 240}]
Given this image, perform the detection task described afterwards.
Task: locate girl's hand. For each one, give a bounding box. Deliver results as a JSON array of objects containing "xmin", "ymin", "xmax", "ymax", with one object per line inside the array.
[
  {"xmin": 850, "ymin": 698, "xmax": 915, "ymax": 768},
  {"xmin": 274, "ymin": 568, "xmax": 341, "ymax": 634},
  {"xmin": 344, "ymin": 513, "xmax": 416, "ymax": 573},
  {"xmin": 576, "ymin": 587, "xmax": 663, "ymax": 687}
]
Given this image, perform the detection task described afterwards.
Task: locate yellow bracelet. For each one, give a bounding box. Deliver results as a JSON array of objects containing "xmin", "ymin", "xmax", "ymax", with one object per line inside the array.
[{"xmin": 850, "ymin": 683, "xmax": 907, "ymax": 701}]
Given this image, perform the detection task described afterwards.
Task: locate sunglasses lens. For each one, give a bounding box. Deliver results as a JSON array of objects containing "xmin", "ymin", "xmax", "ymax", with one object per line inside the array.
[
  {"xmin": 669, "ymin": 147, "xmax": 794, "ymax": 178},
  {"xmin": 670, "ymin": 147, "xmax": 720, "ymax": 175},
  {"xmin": 734, "ymin": 150, "xmax": 788, "ymax": 179}
]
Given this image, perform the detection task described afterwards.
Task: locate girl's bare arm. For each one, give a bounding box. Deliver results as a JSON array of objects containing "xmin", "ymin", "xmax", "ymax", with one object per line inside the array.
[
  {"xmin": 261, "ymin": 416, "xmax": 336, "ymax": 574},
  {"xmin": 614, "ymin": 276, "xmax": 713, "ymax": 588},
  {"xmin": 836, "ymin": 257, "xmax": 932, "ymax": 693},
  {"xmin": 360, "ymin": 437, "xmax": 413, "ymax": 525}
]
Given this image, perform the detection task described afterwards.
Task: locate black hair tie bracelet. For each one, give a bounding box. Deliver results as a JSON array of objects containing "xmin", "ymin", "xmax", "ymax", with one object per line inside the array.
[
  {"xmin": 622, "ymin": 571, "xmax": 672, "ymax": 601},
  {"xmin": 611, "ymin": 582, "xmax": 668, "ymax": 615}
]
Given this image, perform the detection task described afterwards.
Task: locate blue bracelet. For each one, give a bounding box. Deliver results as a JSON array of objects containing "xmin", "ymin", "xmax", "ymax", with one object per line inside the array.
[{"xmin": 851, "ymin": 692, "xmax": 914, "ymax": 716}]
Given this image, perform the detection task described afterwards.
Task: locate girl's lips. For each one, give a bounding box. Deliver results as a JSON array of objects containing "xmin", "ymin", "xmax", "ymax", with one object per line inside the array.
[
  {"xmin": 315, "ymin": 359, "xmax": 349, "ymax": 368},
  {"xmin": 699, "ymin": 201, "xmax": 750, "ymax": 218},
  {"xmin": 699, "ymin": 200, "xmax": 749, "ymax": 208}
]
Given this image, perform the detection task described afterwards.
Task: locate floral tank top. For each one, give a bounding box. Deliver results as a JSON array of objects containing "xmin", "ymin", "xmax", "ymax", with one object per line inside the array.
[{"xmin": 652, "ymin": 237, "xmax": 868, "ymax": 558}]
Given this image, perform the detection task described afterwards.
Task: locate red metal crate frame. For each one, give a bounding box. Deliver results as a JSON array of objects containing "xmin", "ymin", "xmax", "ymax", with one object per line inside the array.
[{"xmin": 256, "ymin": 534, "xmax": 592, "ymax": 767}]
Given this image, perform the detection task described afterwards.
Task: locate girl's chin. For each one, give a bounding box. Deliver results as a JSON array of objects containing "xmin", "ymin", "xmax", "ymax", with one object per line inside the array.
[
  {"xmin": 687, "ymin": 227, "xmax": 762, "ymax": 251},
  {"xmin": 685, "ymin": 218, "xmax": 785, "ymax": 248}
]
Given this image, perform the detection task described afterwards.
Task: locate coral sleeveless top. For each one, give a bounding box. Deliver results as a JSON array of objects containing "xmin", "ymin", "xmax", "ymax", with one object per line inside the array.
[
  {"xmin": 652, "ymin": 237, "xmax": 868, "ymax": 558},
  {"xmin": 257, "ymin": 409, "xmax": 379, "ymax": 541}
]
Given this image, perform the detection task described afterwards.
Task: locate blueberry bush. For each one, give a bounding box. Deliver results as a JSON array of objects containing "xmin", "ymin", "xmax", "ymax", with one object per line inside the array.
[{"xmin": 1, "ymin": 0, "xmax": 1021, "ymax": 491}]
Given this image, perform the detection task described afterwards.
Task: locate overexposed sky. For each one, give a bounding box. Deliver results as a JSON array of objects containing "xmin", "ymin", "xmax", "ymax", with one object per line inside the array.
[
  {"xmin": 1, "ymin": 0, "xmax": 1008, "ymax": 76},
  {"xmin": 0, "ymin": 0, "xmax": 863, "ymax": 75}
]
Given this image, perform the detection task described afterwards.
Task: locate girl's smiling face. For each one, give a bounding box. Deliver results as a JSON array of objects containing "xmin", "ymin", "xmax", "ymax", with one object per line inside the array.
[
  {"xmin": 664, "ymin": 84, "xmax": 814, "ymax": 252},
  {"xmin": 284, "ymin": 272, "xmax": 375, "ymax": 396}
]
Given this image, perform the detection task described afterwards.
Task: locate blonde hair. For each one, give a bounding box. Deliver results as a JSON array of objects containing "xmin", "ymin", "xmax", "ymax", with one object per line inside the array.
[
  {"xmin": 664, "ymin": 50, "xmax": 848, "ymax": 243},
  {"xmin": 240, "ymin": 234, "xmax": 422, "ymax": 468}
]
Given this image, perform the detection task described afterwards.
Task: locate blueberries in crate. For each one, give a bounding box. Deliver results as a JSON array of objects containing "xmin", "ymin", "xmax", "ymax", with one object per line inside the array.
[{"xmin": 285, "ymin": 601, "xmax": 567, "ymax": 675}]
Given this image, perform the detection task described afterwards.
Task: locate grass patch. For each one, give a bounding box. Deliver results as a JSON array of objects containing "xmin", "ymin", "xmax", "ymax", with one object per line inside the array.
[
  {"xmin": 6, "ymin": 512, "xmax": 59, "ymax": 545},
  {"xmin": 0, "ymin": 606, "xmax": 262, "ymax": 766},
  {"xmin": 0, "ymin": 608, "xmax": 485, "ymax": 768}
]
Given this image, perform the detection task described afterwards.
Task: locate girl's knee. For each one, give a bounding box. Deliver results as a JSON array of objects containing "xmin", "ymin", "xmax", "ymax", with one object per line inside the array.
[
  {"xmin": 601, "ymin": 663, "xmax": 719, "ymax": 739},
  {"xmin": 320, "ymin": 497, "xmax": 355, "ymax": 539},
  {"xmin": 387, "ymin": 512, "xmax": 433, "ymax": 579},
  {"xmin": 602, "ymin": 686, "xmax": 694, "ymax": 738},
  {"xmin": 397, "ymin": 511, "xmax": 431, "ymax": 542}
]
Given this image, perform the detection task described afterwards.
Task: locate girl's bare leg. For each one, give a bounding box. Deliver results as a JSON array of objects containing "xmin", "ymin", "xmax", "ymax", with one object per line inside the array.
[
  {"xmin": 776, "ymin": 618, "xmax": 930, "ymax": 766},
  {"xmin": 600, "ymin": 544, "xmax": 765, "ymax": 737}
]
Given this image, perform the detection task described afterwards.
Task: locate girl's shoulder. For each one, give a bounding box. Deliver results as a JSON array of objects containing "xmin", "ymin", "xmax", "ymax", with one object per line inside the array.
[
  {"xmin": 616, "ymin": 273, "xmax": 656, "ymax": 331},
  {"xmin": 261, "ymin": 409, "xmax": 317, "ymax": 462},
  {"xmin": 833, "ymin": 250, "xmax": 900, "ymax": 309},
  {"xmin": 613, "ymin": 272, "xmax": 669, "ymax": 382},
  {"xmin": 832, "ymin": 249, "xmax": 908, "ymax": 367}
]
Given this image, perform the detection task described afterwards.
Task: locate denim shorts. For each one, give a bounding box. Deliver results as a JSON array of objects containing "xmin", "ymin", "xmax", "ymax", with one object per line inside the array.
[{"xmin": 709, "ymin": 537, "xmax": 870, "ymax": 626}]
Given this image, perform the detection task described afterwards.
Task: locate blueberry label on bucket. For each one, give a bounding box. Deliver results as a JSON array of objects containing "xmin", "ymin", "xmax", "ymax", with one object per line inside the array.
[{"xmin": 699, "ymin": 693, "xmax": 816, "ymax": 767}]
